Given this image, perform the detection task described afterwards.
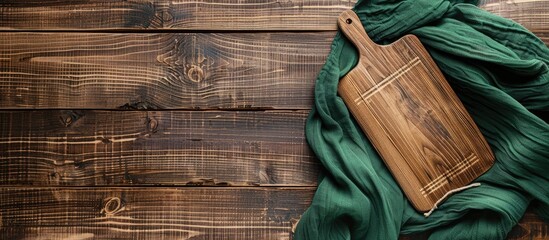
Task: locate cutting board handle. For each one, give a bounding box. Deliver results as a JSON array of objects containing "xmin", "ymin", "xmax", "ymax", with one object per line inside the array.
[{"xmin": 338, "ymin": 10, "xmax": 380, "ymax": 58}]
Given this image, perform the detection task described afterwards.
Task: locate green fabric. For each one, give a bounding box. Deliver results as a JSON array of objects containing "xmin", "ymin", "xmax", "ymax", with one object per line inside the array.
[{"xmin": 295, "ymin": 0, "xmax": 549, "ymax": 239}]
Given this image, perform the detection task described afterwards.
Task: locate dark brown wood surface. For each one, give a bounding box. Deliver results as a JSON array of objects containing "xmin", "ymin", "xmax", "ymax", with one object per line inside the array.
[
  {"xmin": 0, "ymin": 32, "xmax": 333, "ymax": 109},
  {"xmin": 0, "ymin": 187, "xmax": 314, "ymax": 239},
  {"xmin": 0, "ymin": 0, "xmax": 547, "ymax": 239},
  {"xmin": 0, "ymin": 110, "xmax": 317, "ymax": 186},
  {"xmin": 0, "ymin": 0, "xmax": 354, "ymax": 31},
  {"xmin": 0, "ymin": 0, "xmax": 547, "ymax": 33}
]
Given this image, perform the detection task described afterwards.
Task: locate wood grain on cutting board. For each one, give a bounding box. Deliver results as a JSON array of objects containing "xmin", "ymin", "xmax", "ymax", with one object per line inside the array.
[{"xmin": 337, "ymin": 10, "xmax": 494, "ymax": 212}]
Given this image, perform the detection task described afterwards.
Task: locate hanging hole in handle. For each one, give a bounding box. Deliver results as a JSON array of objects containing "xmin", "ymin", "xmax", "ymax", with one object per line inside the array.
[{"xmin": 346, "ymin": 18, "xmax": 352, "ymax": 24}]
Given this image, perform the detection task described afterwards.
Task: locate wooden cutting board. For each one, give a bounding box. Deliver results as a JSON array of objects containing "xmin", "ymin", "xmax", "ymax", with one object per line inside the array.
[{"xmin": 337, "ymin": 10, "xmax": 495, "ymax": 212}]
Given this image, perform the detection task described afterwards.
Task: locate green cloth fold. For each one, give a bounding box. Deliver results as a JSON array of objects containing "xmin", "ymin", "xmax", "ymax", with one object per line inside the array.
[{"xmin": 295, "ymin": 0, "xmax": 549, "ymax": 239}]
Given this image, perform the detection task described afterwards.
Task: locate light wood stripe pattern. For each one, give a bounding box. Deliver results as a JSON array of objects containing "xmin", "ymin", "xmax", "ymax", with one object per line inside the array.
[
  {"xmin": 354, "ymin": 57, "xmax": 421, "ymax": 104},
  {"xmin": 420, "ymin": 154, "xmax": 480, "ymax": 196}
]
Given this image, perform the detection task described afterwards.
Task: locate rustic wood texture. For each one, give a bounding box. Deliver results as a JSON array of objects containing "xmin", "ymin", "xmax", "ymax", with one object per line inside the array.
[
  {"xmin": 337, "ymin": 10, "xmax": 494, "ymax": 212},
  {"xmin": 0, "ymin": 0, "xmax": 547, "ymax": 239},
  {"xmin": 0, "ymin": 0, "xmax": 355, "ymax": 31},
  {"xmin": 0, "ymin": 110, "xmax": 317, "ymax": 186},
  {"xmin": 0, "ymin": 187, "xmax": 314, "ymax": 239},
  {"xmin": 0, "ymin": 32, "xmax": 334, "ymax": 110},
  {"xmin": 0, "ymin": 0, "xmax": 547, "ymax": 33}
]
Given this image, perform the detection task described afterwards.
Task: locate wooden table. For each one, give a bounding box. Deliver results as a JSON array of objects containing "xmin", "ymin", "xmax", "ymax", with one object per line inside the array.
[{"xmin": 0, "ymin": 0, "xmax": 547, "ymax": 239}]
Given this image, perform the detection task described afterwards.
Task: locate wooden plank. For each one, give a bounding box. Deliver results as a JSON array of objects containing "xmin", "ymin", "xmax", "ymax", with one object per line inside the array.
[
  {"xmin": 0, "ymin": 32, "xmax": 334, "ymax": 110},
  {"xmin": 0, "ymin": 187, "xmax": 314, "ymax": 239},
  {"xmin": 0, "ymin": 0, "xmax": 354, "ymax": 31},
  {"xmin": 0, "ymin": 0, "xmax": 547, "ymax": 32},
  {"xmin": 0, "ymin": 110, "xmax": 318, "ymax": 186}
]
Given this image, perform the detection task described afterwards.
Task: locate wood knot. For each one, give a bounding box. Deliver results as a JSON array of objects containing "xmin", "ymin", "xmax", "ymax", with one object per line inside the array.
[
  {"xmin": 101, "ymin": 197, "xmax": 125, "ymax": 215},
  {"xmin": 61, "ymin": 116, "xmax": 72, "ymax": 127},
  {"xmin": 161, "ymin": 10, "xmax": 173, "ymax": 22},
  {"xmin": 146, "ymin": 116, "xmax": 158, "ymax": 133},
  {"xmin": 259, "ymin": 165, "xmax": 277, "ymax": 184},
  {"xmin": 187, "ymin": 65, "xmax": 204, "ymax": 82},
  {"xmin": 59, "ymin": 111, "xmax": 84, "ymax": 127}
]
